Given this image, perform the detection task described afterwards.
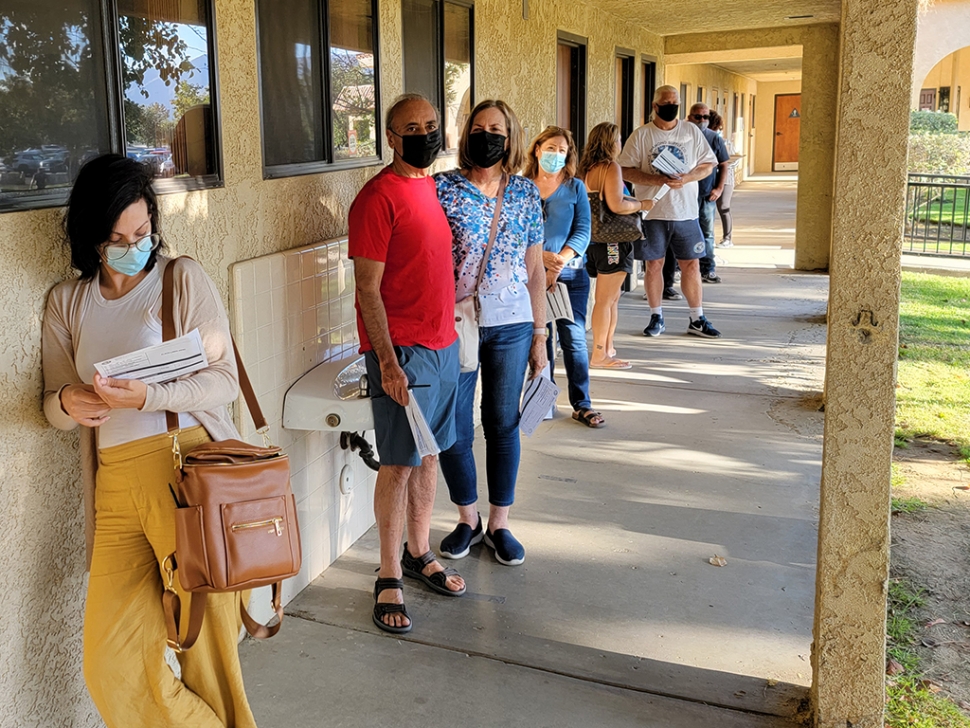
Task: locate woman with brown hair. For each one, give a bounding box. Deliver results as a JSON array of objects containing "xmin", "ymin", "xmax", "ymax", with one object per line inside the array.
[
  {"xmin": 435, "ymin": 100, "xmax": 547, "ymax": 567},
  {"xmin": 579, "ymin": 122, "xmax": 654, "ymax": 369},
  {"xmin": 523, "ymin": 126, "xmax": 601, "ymax": 427}
]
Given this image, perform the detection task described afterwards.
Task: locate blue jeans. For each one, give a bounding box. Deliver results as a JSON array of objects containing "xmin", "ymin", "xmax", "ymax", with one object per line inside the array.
[
  {"xmin": 698, "ymin": 196, "xmax": 717, "ymax": 275},
  {"xmin": 439, "ymin": 321, "xmax": 532, "ymax": 508},
  {"xmin": 547, "ymin": 266, "xmax": 591, "ymax": 411}
]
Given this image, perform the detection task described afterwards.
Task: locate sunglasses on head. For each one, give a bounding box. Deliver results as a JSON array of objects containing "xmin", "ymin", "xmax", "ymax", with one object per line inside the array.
[{"xmin": 690, "ymin": 114, "xmax": 710, "ymax": 120}]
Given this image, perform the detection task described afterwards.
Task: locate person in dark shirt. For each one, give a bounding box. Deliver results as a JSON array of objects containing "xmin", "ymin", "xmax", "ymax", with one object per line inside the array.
[{"xmin": 688, "ymin": 103, "xmax": 731, "ymax": 283}]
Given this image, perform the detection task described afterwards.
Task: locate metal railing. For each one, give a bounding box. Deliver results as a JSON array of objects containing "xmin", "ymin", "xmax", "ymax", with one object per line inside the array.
[{"xmin": 903, "ymin": 173, "xmax": 970, "ymax": 256}]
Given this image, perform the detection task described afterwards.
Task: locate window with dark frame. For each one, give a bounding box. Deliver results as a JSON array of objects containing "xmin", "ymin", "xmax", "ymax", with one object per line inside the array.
[
  {"xmin": 556, "ymin": 32, "xmax": 587, "ymax": 150},
  {"xmin": 640, "ymin": 56, "xmax": 656, "ymax": 126},
  {"xmin": 614, "ymin": 50, "xmax": 634, "ymax": 142},
  {"xmin": 939, "ymin": 86, "xmax": 951, "ymax": 113},
  {"xmin": 0, "ymin": 0, "xmax": 223, "ymax": 213},
  {"xmin": 257, "ymin": 0, "xmax": 380, "ymax": 176},
  {"xmin": 402, "ymin": 0, "xmax": 473, "ymax": 152}
]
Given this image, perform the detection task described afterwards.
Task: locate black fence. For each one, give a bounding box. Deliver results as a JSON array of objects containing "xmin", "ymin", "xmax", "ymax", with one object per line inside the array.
[{"xmin": 903, "ymin": 173, "xmax": 970, "ymax": 256}]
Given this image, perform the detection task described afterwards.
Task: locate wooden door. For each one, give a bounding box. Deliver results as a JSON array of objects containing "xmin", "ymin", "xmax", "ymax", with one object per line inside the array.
[
  {"xmin": 557, "ymin": 43, "xmax": 573, "ymax": 130},
  {"xmin": 919, "ymin": 88, "xmax": 936, "ymax": 111},
  {"xmin": 773, "ymin": 93, "xmax": 801, "ymax": 171}
]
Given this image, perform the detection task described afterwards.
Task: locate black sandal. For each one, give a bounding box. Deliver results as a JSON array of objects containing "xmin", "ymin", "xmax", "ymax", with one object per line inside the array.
[
  {"xmin": 373, "ymin": 577, "xmax": 412, "ymax": 634},
  {"xmin": 402, "ymin": 544, "xmax": 466, "ymax": 597},
  {"xmin": 573, "ymin": 409, "xmax": 605, "ymax": 428}
]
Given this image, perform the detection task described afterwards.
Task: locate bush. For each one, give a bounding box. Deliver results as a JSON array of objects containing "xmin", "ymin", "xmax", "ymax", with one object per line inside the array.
[
  {"xmin": 911, "ymin": 110, "xmax": 959, "ymax": 134},
  {"xmin": 908, "ymin": 133, "xmax": 970, "ymax": 175}
]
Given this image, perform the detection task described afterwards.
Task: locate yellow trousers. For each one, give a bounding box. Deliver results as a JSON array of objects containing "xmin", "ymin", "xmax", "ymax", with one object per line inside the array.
[{"xmin": 84, "ymin": 426, "xmax": 257, "ymax": 728}]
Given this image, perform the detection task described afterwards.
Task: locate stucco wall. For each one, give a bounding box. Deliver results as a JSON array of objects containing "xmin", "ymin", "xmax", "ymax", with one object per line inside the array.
[
  {"xmin": 754, "ymin": 80, "xmax": 804, "ymax": 173},
  {"xmin": 813, "ymin": 0, "xmax": 921, "ymax": 725},
  {"xmin": 0, "ymin": 0, "xmax": 662, "ymax": 723},
  {"xmin": 912, "ymin": 0, "xmax": 970, "ymax": 108}
]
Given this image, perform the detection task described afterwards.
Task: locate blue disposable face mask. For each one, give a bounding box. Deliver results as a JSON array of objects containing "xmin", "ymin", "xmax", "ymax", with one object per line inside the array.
[
  {"xmin": 105, "ymin": 243, "xmax": 152, "ymax": 276},
  {"xmin": 539, "ymin": 151, "xmax": 567, "ymax": 174}
]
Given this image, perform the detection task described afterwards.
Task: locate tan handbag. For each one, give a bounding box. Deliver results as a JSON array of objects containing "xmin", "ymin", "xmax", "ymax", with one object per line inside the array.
[
  {"xmin": 454, "ymin": 174, "xmax": 507, "ymax": 373},
  {"xmin": 160, "ymin": 257, "xmax": 302, "ymax": 652}
]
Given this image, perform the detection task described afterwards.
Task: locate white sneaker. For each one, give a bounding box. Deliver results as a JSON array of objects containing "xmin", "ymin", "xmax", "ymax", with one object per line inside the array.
[{"xmin": 716, "ymin": 239, "xmax": 733, "ymax": 248}]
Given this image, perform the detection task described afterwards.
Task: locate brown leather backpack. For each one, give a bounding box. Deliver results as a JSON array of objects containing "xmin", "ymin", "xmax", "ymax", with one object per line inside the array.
[{"xmin": 160, "ymin": 257, "xmax": 302, "ymax": 652}]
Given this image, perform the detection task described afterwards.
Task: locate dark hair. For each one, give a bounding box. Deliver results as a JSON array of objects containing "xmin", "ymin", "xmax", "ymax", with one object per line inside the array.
[
  {"xmin": 64, "ymin": 154, "xmax": 164, "ymax": 279},
  {"xmin": 524, "ymin": 126, "xmax": 578, "ymax": 181},
  {"xmin": 578, "ymin": 122, "xmax": 620, "ymax": 178},
  {"xmin": 458, "ymin": 99, "xmax": 525, "ymax": 175},
  {"xmin": 708, "ymin": 110, "xmax": 724, "ymax": 132}
]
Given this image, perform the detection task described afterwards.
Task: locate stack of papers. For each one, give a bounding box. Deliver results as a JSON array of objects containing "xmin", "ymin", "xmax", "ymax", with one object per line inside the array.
[
  {"xmin": 652, "ymin": 148, "xmax": 688, "ymax": 177},
  {"xmin": 546, "ymin": 282, "xmax": 574, "ymax": 323},
  {"xmin": 519, "ymin": 375, "xmax": 560, "ymax": 437},
  {"xmin": 405, "ymin": 396, "xmax": 440, "ymax": 458},
  {"xmin": 94, "ymin": 329, "xmax": 209, "ymax": 384}
]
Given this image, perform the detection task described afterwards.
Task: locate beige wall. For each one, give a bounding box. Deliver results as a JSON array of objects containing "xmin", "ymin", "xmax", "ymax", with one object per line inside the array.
[
  {"xmin": 912, "ymin": 0, "xmax": 970, "ymax": 109},
  {"xmin": 663, "ymin": 64, "xmax": 758, "ymax": 179},
  {"xmin": 754, "ymin": 80, "xmax": 803, "ymax": 173},
  {"xmin": 920, "ymin": 48, "xmax": 970, "ymax": 130},
  {"xmin": 0, "ymin": 0, "xmax": 662, "ymax": 723}
]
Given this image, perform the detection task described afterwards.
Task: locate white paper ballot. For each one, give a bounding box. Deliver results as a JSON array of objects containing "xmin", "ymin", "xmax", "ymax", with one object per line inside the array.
[
  {"xmin": 519, "ymin": 375, "xmax": 560, "ymax": 437},
  {"xmin": 651, "ymin": 184, "xmax": 671, "ymax": 202},
  {"xmin": 94, "ymin": 329, "xmax": 209, "ymax": 384},
  {"xmin": 545, "ymin": 282, "xmax": 574, "ymax": 323},
  {"xmin": 651, "ymin": 148, "xmax": 688, "ymax": 177},
  {"xmin": 405, "ymin": 395, "xmax": 440, "ymax": 458}
]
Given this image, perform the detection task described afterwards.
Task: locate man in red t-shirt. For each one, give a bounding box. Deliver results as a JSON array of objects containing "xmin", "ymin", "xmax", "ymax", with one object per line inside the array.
[{"xmin": 349, "ymin": 93, "xmax": 463, "ymax": 635}]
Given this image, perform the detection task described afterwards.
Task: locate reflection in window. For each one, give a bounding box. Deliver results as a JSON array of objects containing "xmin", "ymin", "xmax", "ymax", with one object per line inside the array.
[
  {"xmin": 402, "ymin": 0, "xmax": 473, "ymax": 152},
  {"xmin": 329, "ymin": 0, "xmax": 377, "ymax": 160},
  {"xmin": 258, "ymin": 0, "xmax": 379, "ymax": 172},
  {"xmin": 118, "ymin": 0, "xmax": 217, "ymax": 181},
  {"xmin": 0, "ymin": 1, "xmax": 111, "ymax": 201},
  {"xmin": 257, "ymin": 0, "xmax": 324, "ymax": 166},
  {"xmin": 443, "ymin": 3, "xmax": 471, "ymax": 150}
]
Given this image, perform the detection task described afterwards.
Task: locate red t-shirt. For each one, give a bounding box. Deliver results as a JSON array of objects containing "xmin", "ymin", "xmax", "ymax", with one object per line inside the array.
[{"xmin": 348, "ymin": 167, "xmax": 458, "ymax": 353}]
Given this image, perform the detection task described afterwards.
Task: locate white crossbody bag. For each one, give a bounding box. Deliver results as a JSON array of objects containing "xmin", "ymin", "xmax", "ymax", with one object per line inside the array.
[{"xmin": 454, "ymin": 174, "xmax": 507, "ymax": 373}]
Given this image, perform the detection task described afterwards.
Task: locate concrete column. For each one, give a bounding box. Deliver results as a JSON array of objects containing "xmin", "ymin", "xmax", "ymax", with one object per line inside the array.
[
  {"xmin": 812, "ymin": 0, "xmax": 921, "ymax": 726},
  {"xmin": 794, "ymin": 27, "xmax": 839, "ymax": 271}
]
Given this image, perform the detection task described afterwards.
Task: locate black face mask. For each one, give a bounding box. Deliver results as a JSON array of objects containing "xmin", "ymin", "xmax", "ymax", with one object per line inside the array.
[
  {"xmin": 467, "ymin": 130, "xmax": 508, "ymax": 169},
  {"xmin": 655, "ymin": 104, "xmax": 679, "ymax": 122},
  {"xmin": 393, "ymin": 128, "xmax": 442, "ymax": 169}
]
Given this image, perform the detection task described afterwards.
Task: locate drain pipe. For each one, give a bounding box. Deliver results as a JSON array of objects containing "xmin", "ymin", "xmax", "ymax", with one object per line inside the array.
[{"xmin": 340, "ymin": 431, "xmax": 380, "ymax": 471}]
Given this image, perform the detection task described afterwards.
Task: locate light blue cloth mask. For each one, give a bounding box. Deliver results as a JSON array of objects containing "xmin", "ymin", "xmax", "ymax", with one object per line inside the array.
[
  {"xmin": 539, "ymin": 151, "xmax": 567, "ymax": 174},
  {"xmin": 105, "ymin": 245, "xmax": 151, "ymax": 276}
]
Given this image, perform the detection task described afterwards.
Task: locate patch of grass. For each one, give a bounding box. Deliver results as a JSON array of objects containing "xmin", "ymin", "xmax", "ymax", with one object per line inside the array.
[
  {"xmin": 897, "ymin": 272, "xmax": 970, "ymax": 464},
  {"xmin": 911, "ymin": 187, "xmax": 970, "ymax": 227},
  {"xmin": 892, "ymin": 496, "xmax": 929, "ymax": 514},
  {"xmin": 885, "ymin": 577, "xmax": 970, "ymax": 727}
]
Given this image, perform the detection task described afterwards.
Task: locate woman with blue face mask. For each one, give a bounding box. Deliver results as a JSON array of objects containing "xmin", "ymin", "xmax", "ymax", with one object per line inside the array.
[
  {"xmin": 41, "ymin": 154, "xmax": 257, "ymax": 727},
  {"xmin": 524, "ymin": 126, "xmax": 601, "ymax": 428}
]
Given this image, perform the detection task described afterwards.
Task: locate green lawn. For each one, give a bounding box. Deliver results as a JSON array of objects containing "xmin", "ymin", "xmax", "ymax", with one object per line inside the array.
[
  {"xmin": 896, "ymin": 272, "xmax": 970, "ymax": 462},
  {"xmin": 911, "ymin": 187, "xmax": 970, "ymax": 227}
]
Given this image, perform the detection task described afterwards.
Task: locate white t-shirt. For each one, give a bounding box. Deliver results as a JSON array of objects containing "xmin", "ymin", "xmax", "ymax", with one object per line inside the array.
[
  {"xmin": 74, "ymin": 265, "xmax": 200, "ymax": 449},
  {"xmin": 616, "ymin": 120, "xmax": 718, "ymax": 221}
]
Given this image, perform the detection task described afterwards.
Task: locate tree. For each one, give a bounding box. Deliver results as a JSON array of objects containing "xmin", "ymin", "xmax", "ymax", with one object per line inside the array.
[
  {"xmin": 172, "ymin": 80, "xmax": 210, "ymax": 121},
  {"xmin": 141, "ymin": 103, "xmax": 173, "ymax": 148}
]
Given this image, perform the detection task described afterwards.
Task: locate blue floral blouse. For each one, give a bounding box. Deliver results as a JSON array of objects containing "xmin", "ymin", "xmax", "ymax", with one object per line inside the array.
[{"xmin": 435, "ymin": 170, "xmax": 544, "ymax": 328}]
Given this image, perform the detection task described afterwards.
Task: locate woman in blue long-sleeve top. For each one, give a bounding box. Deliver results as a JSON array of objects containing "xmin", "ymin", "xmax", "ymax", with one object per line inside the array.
[{"xmin": 525, "ymin": 126, "xmax": 602, "ymax": 427}]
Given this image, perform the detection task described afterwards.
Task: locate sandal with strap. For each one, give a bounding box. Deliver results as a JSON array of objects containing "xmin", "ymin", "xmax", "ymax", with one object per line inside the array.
[
  {"xmin": 573, "ymin": 409, "xmax": 605, "ymax": 428},
  {"xmin": 401, "ymin": 544, "xmax": 466, "ymax": 597},
  {"xmin": 373, "ymin": 577, "xmax": 412, "ymax": 634}
]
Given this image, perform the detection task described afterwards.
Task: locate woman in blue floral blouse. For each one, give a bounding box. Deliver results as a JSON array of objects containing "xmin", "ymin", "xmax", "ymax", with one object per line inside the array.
[{"xmin": 436, "ymin": 99, "xmax": 547, "ymax": 567}]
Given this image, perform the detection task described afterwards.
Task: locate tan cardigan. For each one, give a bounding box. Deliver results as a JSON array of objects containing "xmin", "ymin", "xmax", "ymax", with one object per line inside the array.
[{"xmin": 42, "ymin": 256, "xmax": 240, "ymax": 568}]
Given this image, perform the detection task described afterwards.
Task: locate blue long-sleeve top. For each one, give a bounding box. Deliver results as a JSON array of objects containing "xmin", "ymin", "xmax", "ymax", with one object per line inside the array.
[{"xmin": 541, "ymin": 177, "xmax": 591, "ymax": 258}]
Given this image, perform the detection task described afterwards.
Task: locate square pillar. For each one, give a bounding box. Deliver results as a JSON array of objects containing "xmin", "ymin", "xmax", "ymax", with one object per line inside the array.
[{"xmin": 813, "ymin": 1, "xmax": 921, "ymax": 726}]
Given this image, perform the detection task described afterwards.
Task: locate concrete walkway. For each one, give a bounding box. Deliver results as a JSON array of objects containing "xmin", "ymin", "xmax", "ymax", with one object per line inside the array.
[{"xmin": 240, "ymin": 181, "xmax": 828, "ymax": 727}]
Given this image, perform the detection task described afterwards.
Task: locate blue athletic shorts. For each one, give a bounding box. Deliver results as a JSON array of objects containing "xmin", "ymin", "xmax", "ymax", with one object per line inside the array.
[
  {"xmin": 364, "ymin": 340, "xmax": 459, "ymax": 467},
  {"xmin": 636, "ymin": 219, "xmax": 706, "ymax": 261}
]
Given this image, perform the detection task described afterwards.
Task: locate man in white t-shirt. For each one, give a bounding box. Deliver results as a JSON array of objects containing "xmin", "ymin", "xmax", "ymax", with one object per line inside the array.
[{"xmin": 618, "ymin": 85, "xmax": 721, "ymax": 338}]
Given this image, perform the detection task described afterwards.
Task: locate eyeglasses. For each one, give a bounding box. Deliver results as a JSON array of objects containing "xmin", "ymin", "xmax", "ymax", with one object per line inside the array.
[
  {"xmin": 100, "ymin": 233, "xmax": 162, "ymax": 262},
  {"xmin": 690, "ymin": 114, "xmax": 711, "ymax": 120}
]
